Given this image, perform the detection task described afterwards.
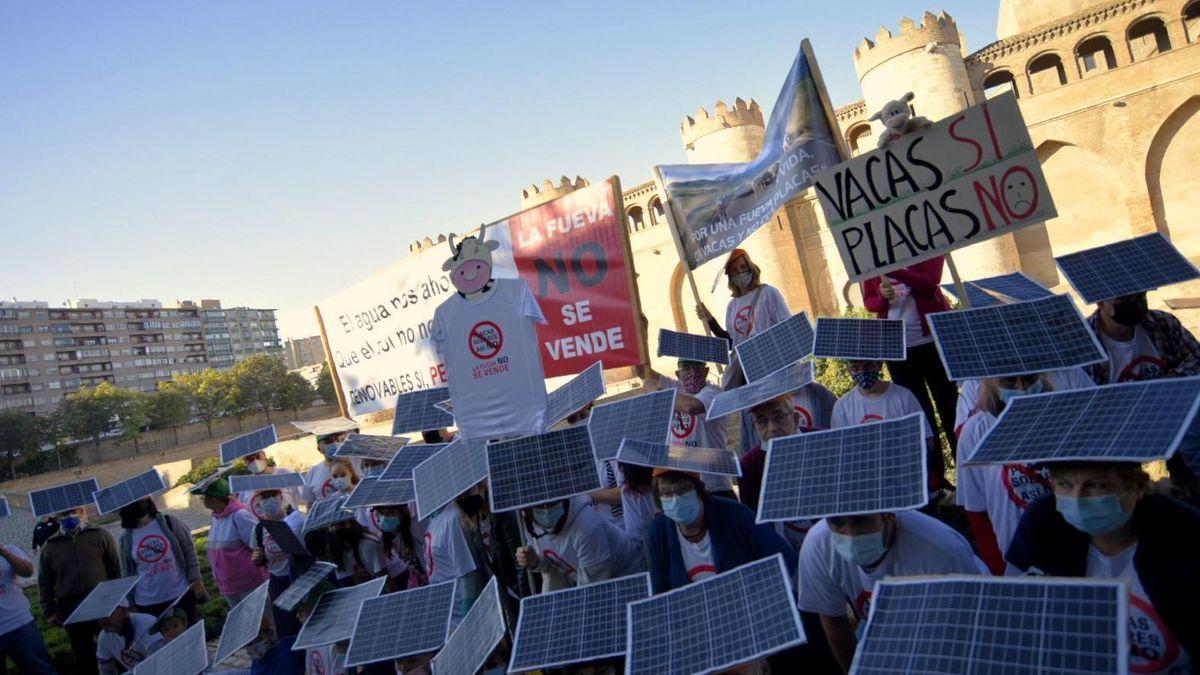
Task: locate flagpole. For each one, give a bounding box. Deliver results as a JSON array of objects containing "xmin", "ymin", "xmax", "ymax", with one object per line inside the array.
[{"xmin": 653, "ymin": 166, "xmax": 718, "ymax": 342}]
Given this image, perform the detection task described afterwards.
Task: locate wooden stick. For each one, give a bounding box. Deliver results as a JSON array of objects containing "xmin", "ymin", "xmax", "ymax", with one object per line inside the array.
[
  {"xmin": 944, "ymin": 252, "xmax": 971, "ymax": 308},
  {"xmin": 313, "ymin": 305, "xmax": 350, "ymax": 418}
]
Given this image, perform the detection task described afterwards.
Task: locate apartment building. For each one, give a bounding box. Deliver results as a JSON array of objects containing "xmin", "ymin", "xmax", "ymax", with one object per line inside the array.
[
  {"xmin": 224, "ymin": 305, "xmax": 284, "ymax": 362},
  {"xmin": 284, "ymin": 335, "xmax": 325, "ymax": 370}
]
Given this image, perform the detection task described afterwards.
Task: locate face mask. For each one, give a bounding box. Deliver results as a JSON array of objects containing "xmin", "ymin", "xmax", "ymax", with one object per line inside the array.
[
  {"xmin": 379, "ymin": 515, "xmax": 403, "ymax": 533},
  {"xmin": 997, "ymin": 380, "xmax": 1044, "ymax": 405},
  {"xmin": 730, "ymin": 271, "xmax": 753, "ymax": 289},
  {"xmin": 1111, "ymin": 298, "xmax": 1148, "ymax": 327},
  {"xmin": 457, "ymin": 494, "xmax": 485, "ymax": 517},
  {"xmin": 257, "ymin": 497, "xmax": 282, "ymax": 519},
  {"xmin": 322, "ymin": 442, "xmax": 341, "ymax": 458},
  {"xmin": 661, "ymin": 491, "xmax": 702, "ymax": 525},
  {"xmin": 681, "ymin": 372, "xmax": 706, "ymax": 394},
  {"xmin": 851, "ymin": 370, "xmax": 880, "ymax": 390},
  {"xmin": 1056, "ymin": 493, "xmax": 1133, "ymax": 535},
  {"xmin": 247, "ymin": 459, "xmax": 267, "ymax": 474},
  {"xmin": 61, "ymin": 516, "xmax": 81, "ymax": 532},
  {"xmin": 331, "ymin": 477, "xmax": 350, "ymax": 492},
  {"xmin": 830, "ymin": 530, "xmax": 888, "ymax": 567},
  {"xmin": 532, "ymin": 505, "xmax": 565, "ymax": 530}
]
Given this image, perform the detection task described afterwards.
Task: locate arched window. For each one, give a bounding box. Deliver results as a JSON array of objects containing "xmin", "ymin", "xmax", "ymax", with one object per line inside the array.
[
  {"xmin": 1182, "ymin": 1, "xmax": 1200, "ymax": 44},
  {"xmin": 847, "ymin": 124, "xmax": 875, "ymax": 156},
  {"xmin": 982, "ymin": 70, "xmax": 1019, "ymax": 99},
  {"xmin": 649, "ymin": 198, "xmax": 666, "ymax": 226},
  {"xmin": 1027, "ymin": 53, "xmax": 1067, "ymax": 95},
  {"xmin": 1128, "ymin": 16, "xmax": 1172, "ymax": 60},
  {"xmin": 1075, "ymin": 35, "xmax": 1117, "ymax": 75},
  {"xmin": 627, "ymin": 206, "xmax": 645, "ymax": 232}
]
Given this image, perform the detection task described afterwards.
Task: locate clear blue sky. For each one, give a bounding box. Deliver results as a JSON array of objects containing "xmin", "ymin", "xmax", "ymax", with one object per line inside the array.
[{"xmin": 0, "ymin": 1, "xmax": 998, "ymax": 339}]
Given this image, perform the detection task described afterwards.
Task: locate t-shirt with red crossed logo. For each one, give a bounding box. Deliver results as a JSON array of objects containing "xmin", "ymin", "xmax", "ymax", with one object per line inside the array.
[
  {"xmin": 723, "ymin": 284, "xmax": 790, "ymax": 346},
  {"xmin": 830, "ymin": 383, "xmax": 930, "ymax": 437},
  {"xmin": 422, "ymin": 502, "xmax": 476, "ymax": 586},
  {"xmin": 128, "ymin": 520, "xmax": 188, "ymax": 605},
  {"xmin": 1101, "ymin": 329, "xmax": 1167, "ymax": 384},
  {"xmin": 677, "ymin": 529, "xmax": 716, "ymax": 582},
  {"xmin": 1087, "ymin": 544, "xmax": 1191, "ymax": 674},
  {"xmin": 663, "ymin": 377, "xmax": 731, "ymax": 493}
]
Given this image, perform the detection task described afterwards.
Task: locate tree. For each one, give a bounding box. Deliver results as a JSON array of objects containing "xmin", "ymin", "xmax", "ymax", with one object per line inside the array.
[
  {"xmin": 0, "ymin": 409, "xmax": 44, "ymax": 481},
  {"xmin": 147, "ymin": 387, "xmax": 191, "ymax": 445},
  {"xmin": 57, "ymin": 384, "xmax": 121, "ymax": 463},
  {"xmin": 275, "ymin": 372, "xmax": 316, "ymax": 418},
  {"xmin": 316, "ymin": 363, "xmax": 336, "ymax": 405},
  {"xmin": 231, "ymin": 355, "xmax": 288, "ymax": 422},
  {"xmin": 89, "ymin": 383, "xmax": 150, "ymax": 457},
  {"xmin": 170, "ymin": 369, "xmax": 234, "ymax": 438}
]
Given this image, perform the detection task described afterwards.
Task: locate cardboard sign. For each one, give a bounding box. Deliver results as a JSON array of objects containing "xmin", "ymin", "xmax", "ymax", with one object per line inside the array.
[{"xmin": 813, "ymin": 93, "xmax": 1056, "ymax": 282}]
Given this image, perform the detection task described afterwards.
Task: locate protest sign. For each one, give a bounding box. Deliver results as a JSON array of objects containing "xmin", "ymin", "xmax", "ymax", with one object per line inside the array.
[
  {"xmin": 316, "ymin": 177, "xmax": 645, "ymax": 417},
  {"xmin": 813, "ymin": 92, "xmax": 1057, "ymax": 282},
  {"xmin": 655, "ymin": 40, "xmax": 845, "ymax": 271}
]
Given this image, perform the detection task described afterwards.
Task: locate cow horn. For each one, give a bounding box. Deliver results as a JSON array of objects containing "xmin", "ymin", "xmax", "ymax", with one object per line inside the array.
[
  {"xmin": 477, "ymin": 222, "xmax": 488, "ymax": 242},
  {"xmin": 447, "ymin": 233, "xmax": 457, "ymax": 255}
]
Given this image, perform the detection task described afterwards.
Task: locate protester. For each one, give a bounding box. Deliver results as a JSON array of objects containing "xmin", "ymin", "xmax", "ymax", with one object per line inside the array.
[
  {"xmin": 374, "ymin": 503, "xmax": 428, "ymax": 591},
  {"xmin": 192, "ymin": 477, "xmax": 268, "ymax": 606},
  {"xmin": 328, "ymin": 457, "xmax": 358, "ymax": 497},
  {"xmin": 593, "ymin": 462, "xmax": 658, "ymax": 547},
  {"xmin": 237, "ymin": 450, "xmax": 299, "ymax": 518},
  {"xmin": 242, "ymin": 618, "xmax": 304, "ymax": 675},
  {"xmin": 455, "ymin": 482, "xmax": 530, "ymax": 603},
  {"xmin": 1006, "ymin": 461, "xmax": 1199, "ymax": 672},
  {"xmin": 118, "ymin": 496, "xmax": 204, "ymax": 620},
  {"xmin": 422, "ymin": 498, "xmax": 480, "ymax": 596},
  {"xmin": 953, "ymin": 366, "xmax": 1094, "ymax": 436},
  {"xmin": 38, "ymin": 504, "xmax": 121, "ymax": 673},
  {"xmin": 793, "ymin": 380, "xmax": 838, "ymax": 431},
  {"xmin": 31, "ymin": 515, "xmax": 58, "ymax": 554},
  {"xmin": 641, "ymin": 361, "xmax": 736, "ymax": 499},
  {"xmin": 358, "ymin": 456, "xmax": 388, "ymax": 479},
  {"xmin": 329, "ymin": 518, "xmax": 384, "ymax": 587},
  {"xmin": 299, "ymin": 422, "xmax": 359, "ymax": 504},
  {"xmin": 0, "ymin": 543, "xmax": 55, "ymax": 674},
  {"xmin": 96, "ymin": 599, "xmax": 161, "ymax": 674},
  {"xmin": 150, "ymin": 605, "xmax": 189, "ymax": 644},
  {"xmin": 250, "ymin": 488, "xmax": 307, "ymax": 636},
  {"xmin": 516, "ymin": 495, "xmax": 644, "ymax": 591}
]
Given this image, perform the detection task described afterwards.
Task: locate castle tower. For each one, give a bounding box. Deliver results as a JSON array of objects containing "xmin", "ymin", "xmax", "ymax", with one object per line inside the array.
[
  {"xmin": 680, "ymin": 98, "xmax": 764, "ymax": 164},
  {"xmin": 521, "ymin": 175, "xmax": 589, "ymax": 210}
]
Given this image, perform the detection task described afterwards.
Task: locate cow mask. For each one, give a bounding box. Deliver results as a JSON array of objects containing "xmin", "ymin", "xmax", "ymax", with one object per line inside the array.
[{"xmin": 443, "ymin": 229, "xmax": 500, "ymax": 297}]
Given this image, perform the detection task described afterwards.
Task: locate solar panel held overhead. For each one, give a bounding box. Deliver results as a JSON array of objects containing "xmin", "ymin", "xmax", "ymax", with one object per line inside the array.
[
  {"xmin": 344, "ymin": 580, "xmax": 455, "ymax": 667},
  {"xmin": 220, "ymin": 424, "xmax": 277, "ymax": 464},
  {"xmin": 587, "ymin": 388, "xmax": 676, "ymax": 462},
  {"xmin": 29, "ymin": 478, "xmax": 100, "ymax": 519},
  {"xmin": 811, "ymin": 318, "xmax": 906, "ymax": 361},
  {"xmin": 487, "ymin": 425, "xmax": 601, "ymax": 512},
  {"xmin": 431, "ymin": 576, "xmax": 505, "ymax": 675},
  {"xmin": 93, "ymin": 469, "xmax": 167, "ymax": 515},
  {"xmin": 1056, "ymin": 232, "xmax": 1200, "ymax": 304},
  {"xmin": 656, "ymin": 328, "xmax": 730, "ymax": 365},
  {"xmin": 616, "ymin": 440, "xmax": 741, "ymax": 477},
  {"xmin": 293, "ymin": 576, "xmax": 387, "ymax": 651},
  {"xmin": 379, "ymin": 443, "xmax": 447, "ymax": 482},
  {"xmin": 335, "ymin": 433, "xmax": 409, "ymax": 461},
  {"xmin": 734, "ymin": 311, "xmax": 815, "ymax": 383},
  {"xmin": 392, "ymin": 387, "xmax": 455, "ymax": 435},
  {"xmin": 545, "ymin": 361, "xmax": 606, "ymax": 427},
  {"xmin": 413, "ymin": 438, "xmax": 489, "ymax": 521},
  {"xmin": 706, "ymin": 361, "xmax": 813, "ymax": 420},
  {"xmin": 941, "ymin": 271, "xmax": 1053, "ymax": 307}
]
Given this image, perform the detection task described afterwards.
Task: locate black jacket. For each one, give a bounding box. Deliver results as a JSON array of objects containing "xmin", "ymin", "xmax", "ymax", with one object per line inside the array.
[{"xmin": 1006, "ymin": 493, "xmax": 1200, "ymax": 658}]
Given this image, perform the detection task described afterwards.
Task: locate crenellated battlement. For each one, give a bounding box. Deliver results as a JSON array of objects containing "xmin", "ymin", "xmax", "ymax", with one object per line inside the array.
[
  {"xmin": 679, "ymin": 97, "xmax": 764, "ymax": 149},
  {"xmin": 520, "ymin": 175, "xmax": 589, "ymax": 209},
  {"xmin": 853, "ymin": 11, "xmax": 962, "ymax": 79}
]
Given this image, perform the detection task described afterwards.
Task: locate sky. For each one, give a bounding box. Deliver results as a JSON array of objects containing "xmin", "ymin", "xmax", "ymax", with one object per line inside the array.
[{"xmin": 0, "ymin": 1, "xmax": 999, "ymax": 340}]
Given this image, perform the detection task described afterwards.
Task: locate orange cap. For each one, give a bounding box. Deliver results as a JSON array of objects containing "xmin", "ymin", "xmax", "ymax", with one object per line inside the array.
[
  {"xmin": 724, "ymin": 248, "xmax": 748, "ymax": 272},
  {"xmin": 652, "ymin": 467, "xmax": 702, "ymax": 480}
]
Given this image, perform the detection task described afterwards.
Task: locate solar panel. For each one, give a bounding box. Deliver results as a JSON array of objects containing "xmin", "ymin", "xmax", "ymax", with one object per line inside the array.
[
  {"xmin": 392, "ymin": 387, "xmax": 455, "ymax": 435},
  {"xmin": 657, "ymin": 328, "xmax": 730, "ymax": 365},
  {"xmin": 260, "ymin": 519, "xmax": 309, "ymax": 557},
  {"xmin": 300, "ymin": 495, "xmax": 356, "ymax": 534},
  {"xmin": 942, "ymin": 272, "xmax": 1052, "ymax": 307},
  {"xmin": 64, "ymin": 575, "xmax": 141, "ymax": 624},
  {"xmin": 343, "ymin": 476, "xmax": 416, "ymax": 509},
  {"xmin": 291, "ymin": 417, "xmax": 358, "ymax": 437},
  {"xmin": 545, "ymin": 361, "xmax": 607, "ymax": 427},
  {"xmin": 431, "ymin": 576, "xmax": 505, "ymax": 675},
  {"xmin": 219, "ymin": 424, "xmax": 277, "ymax": 464},
  {"xmin": 734, "ymin": 311, "xmax": 815, "ymax": 383},
  {"xmin": 132, "ymin": 620, "xmax": 207, "ymax": 675},
  {"xmin": 587, "ymin": 388, "xmax": 676, "ymax": 462},
  {"xmin": 213, "ymin": 581, "xmax": 269, "ymax": 666},
  {"xmin": 851, "ymin": 576, "xmax": 1127, "ymax": 675},
  {"xmin": 228, "ymin": 472, "xmax": 306, "ymax": 493},
  {"xmin": 811, "ymin": 318, "xmax": 906, "ymax": 361},
  {"xmin": 335, "ymin": 433, "xmax": 409, "ymax": 461},
  {"xmin": 1056, "ymin": 232, "xmax": 1200, "ymax": 304},
  {"xmin": 965, "ymin": 378, "xmax": 1200, "ymax": 466},
  {"xmin": 616, "ymin": 439, "xmax": 741, "ymax": 477},
  {"xmin": 412, "ymin": 438, "xmax": 488, "ymax": 521},
  {"xmin": 510, "ymin": 573, "xmax": 650, "ymax": 672},
  {"xmin": 626, "ymin": 555, "xmax": 805, "ymax": 675},
  {"xmin": 433, "ymin": 399, "xmax": 454, "ymax": 415},
  {"xmin": 379, "ymin": 443, "xmax": 447, "ymax": 482},
  {"xmin": 927, "ymin": 294, "xmax": 1106, "ymax": 381},
  {"xmin": 706, "ymin": 361, "xmax": 813, "ymax": 420},
  {"xmin": 29, "ymin": 478, "xmax": 99, "ymax": 518},
  {"xmin": 93, "ymin": 469, "xmax": 167, "ymax": 515},
  {"xmin": 487, "ymin": 425, "xmax": 601, "ymax": 512},
  {"xmin": 942, "ymin": 281, "xmax": 1001, "ymax": 308},
  {"xmin": 758, "ymin": 413, "xmax": 928, "ymax": 522},
  {"xmin": 0, "ymin": 496, "xmax": 11, "ymax": 519},
  {"xmin": 293, "ymin": 576, "xmax": 387, "ymax": 651},
  {"xmin": 344, "ymin": 580, "xmax": 456, "ymax": 667},
  {"xmin": 274, "ymin": 561, "xmax": 337, "ymax": 613}
]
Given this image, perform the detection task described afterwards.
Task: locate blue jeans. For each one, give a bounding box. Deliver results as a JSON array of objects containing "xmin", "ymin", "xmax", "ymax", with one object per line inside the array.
[{"xmin": 0, "ymin": 619, "xmax": 56, "ymax": 674}]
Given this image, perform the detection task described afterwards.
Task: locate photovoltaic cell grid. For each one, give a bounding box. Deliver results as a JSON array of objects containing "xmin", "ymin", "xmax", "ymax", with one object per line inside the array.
[
  {"xmin": 587, "ymin": 388, "xmax": 676, "ymax": 462},
  {"xmin": 758, "ymin": 413, "xmax": 928, "ymax": 522},
  {"xmin": 132, "ymin": 620, "xmax": 207, "ymax": 675},
  {"xmin": 293, "ymin": 576, "xmax": 387, "ymax": 651},
  {"xmin": 219, "ymin": 424, "xmax": 277, "ymax": 464},
  {"xmin": 29, "ymin": 478, "xmax": 100, "ymax": 518},
  {"xmin": 274, "ymin": 561, "xmax": 337, "ymax": 612},
  {"xmin": 343, "ymin": 476, "xmax": 416, "ymax": 509},
  {"xmin": 379, "ymin": 443, "xmax": 447, "ymax": 482},
  {"xmin": 510, "ymin": 573, "xmax": 651, "ymax": 672},
  {"xmin": 545, "ymin": 361, "xmax": 607, "ymax": 427},
  {"xmin": 335, "ymin": 433, "xmax": 409, "ymax": 461},
  {"xmin": 0, "ymin": 497, "xmax": 9, "ymax": 519},
  {"xmin": 616, "ymin": 440, "xmax": 741, "ymax": 477},
  {"xmin": 965, "ymin": 378, "xmax": 1200, "ymax": 466},
  {"xmin": 344, "ymin": 580, "xmax": 455, "ymax": 667},
  {"xmin": 261, "ymin": 519, "xmax": 309, "ymax": 557},
  {"xmin": 229, "ymin": 472, "xmax": 306, "ymax": 493},
  {"xmin": 1056, "ymin": 232, "xmax": 1200, "ymax": 304},
  {"xmin": 431, "ymin": 577, "xmax": 505, "ymax": 675},
  {"xmin": 214, "ymin": 581, "xmax": 269, "ymax": 666},
  {"xmin": 657, "ymin": 328, "xmax": 730, "ymax": 365},
  {"xmin": 413, "ymin": 438, "xmax": 489, "ymax": 521},
  {"xmin": 488, "ymin": 425, "xmax": 601, "ymax": 512},
  {"xmin": 300, "ymin": 495, "xmax": 356, "ymax": 534},
  {"xmin": 941, "ymin": 272, "xmax": 1052, "ymax": 308},
  {"xmin": 64, "ymin": 575, "xmax": 142, "ymax": 624},
  {"xmin": 812, "ymin": 318, "xmax": 906, "ymax": 361},
  {"xmin": 626, "ymin": 555, "xmax": 805, "ymax": 675},
  {"xmin": 707, "ymin": 361, "xmax": 813, "ymax": 420},
  {"xmin": 434, "ymin": 400, "xmax": 454, "ymax": 415},
  {"xmin": 850, "ymin": 576, "xmax": 1127, "ymax": 675},
  {"xmin": 291, "ymin": 417, "xmax": 358, "ymax": 437},
  {"xmin": 927, "ymin": 294, "xmax": 1105, "ymax": 381},
  {"xmin": 391, "ymin": 387, "xmax": 455, "ymax": 435},
  {"xmin": 735, "ymin": 311, "xmax": 815, "ymax": 383},
  {"xmin": 93, "ymin": 469, "xmax": 166, "ymax": 515}
]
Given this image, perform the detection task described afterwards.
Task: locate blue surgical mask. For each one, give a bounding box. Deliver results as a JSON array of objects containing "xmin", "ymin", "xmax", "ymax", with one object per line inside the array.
[
  {"xmin": 379, "ymin": 515, "xmax": 403, "ymax": 533},
  {"xmin": 830, "ymin": 530, "xmax": 887, "ymax": 567},
  {"xmin": 61, "ymin": 516, "xmax": 81, "ymax": 532},
  {"xmin": 322, "ymin": 442, "xmax": 341, "ymax": 458},
  {"xmin": 257, "ymin": 497, "xmax": 282, "ymax": 519},
  {"xmin": 532, "ymin": 505, "xmax": 565, "ymax": 530},
  {"xmin": 851, "ymin": 370, "xmax": 881, "ymax": 391},
  {"xmin": 331, "ymin": 477, "xmax": 350, "ymax": 492},
  {"xmin": 998, "ymin": 380, "xmax": 1044, "ymax": 405},
  {"xmin": 1055, "ymin": 493, "xmax": 1132, "ymax": 535},
  {"xmin": 661, "ymin": 491, "xmax": 702, "ymax": 525}
]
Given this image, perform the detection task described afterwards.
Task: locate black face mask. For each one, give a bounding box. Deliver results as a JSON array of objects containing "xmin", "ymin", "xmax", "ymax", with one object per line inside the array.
[
  {"xmin": 456, "ymin": 494, "xmax": 485, "ymax": 517},
  {"xmin": 1112, "ymin": 296, "xmax": 1148, "ymax": 327}
]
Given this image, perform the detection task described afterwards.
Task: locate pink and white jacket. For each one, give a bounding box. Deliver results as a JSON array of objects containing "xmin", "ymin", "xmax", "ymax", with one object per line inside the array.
[{"xmin": 206, "ymin": 499, "xmax": 267, "ymax": 595}]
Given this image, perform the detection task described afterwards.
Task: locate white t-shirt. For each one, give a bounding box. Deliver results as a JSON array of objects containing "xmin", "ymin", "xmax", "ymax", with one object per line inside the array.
[
  {"xmin": 954, "ymin": 367, "xmax": 1096, "ymax": 431},
  {"xmin": 665, "ymin": 377, "xmax": 732, "ymax": 493},
  {"xmin": 239, "ymin": 467, "xmax": 300, "ymax": 517},
  {"xmin": 423, "ymin": 502, "xmax": 477, "ymax": 585},
  {"xmin": 128, "ymin": 520, "xmax": 189, "ymax": 605},
  {"xmin": 303, "ymin": 462, "xmax": 337, "ymax": 504},
  {"xmin": 260, "ymin": 510, "xmax": 306, "ymax": 577},
  {"xmin": 797, "ymin": 511, "xmax": 986, "ymax": 620},
  {"xmin": 677, "ymin": 530, "xmax": 717, "ymax": 583},
  {"xmin": 97, "ymin": 612, "xmax": 162, "ymax": 670},
  {"xmin": 0, "ymin": 546, "xmax": 33, "ymax": 637},
  {"xmin": 433, "ymin": 278, "xmax": 549, "ymax": 440},
  {"xmin": 1100, "ymin": 328, "xmax": 1166, "ymax": 383},
  {"xmin": 336, "ymin": 536, "xmax": 385, "ymax": 582},
  {"xmin": 794, "ymin": 383, "xmax": 836, "ymax": 430},
  {"xmin": 724, "ymin": 284, "xmax": 790, "ymax": 346},
  {"xmin": 532, "ymin": 496, "xmax": 645, "ymax": 588},
  {"xmin": 885, "ymin": 280, "xmax": 932, "ymax": 347},
  {"xmin": 1086, "ymin": 544, "xmax": 1191, "ymax": 674},
  {"xmin": 831, "ymin": 383, "xmax": 930, "ymax": 438},
  {"xmin": 621, "ymin": 488, "xmax": 659, "ymax": 547},
  {"xmin": 776, "ymin": 520, "xmax": 817, "ymax": 555}
]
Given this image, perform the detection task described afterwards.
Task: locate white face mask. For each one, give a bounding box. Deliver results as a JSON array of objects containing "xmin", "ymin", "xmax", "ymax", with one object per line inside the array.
[{"xmin": 247, "ymin": 459, "xmax": 267, "ymax": 474}]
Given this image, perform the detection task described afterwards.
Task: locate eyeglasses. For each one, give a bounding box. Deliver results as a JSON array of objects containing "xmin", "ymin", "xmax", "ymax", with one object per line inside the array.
[{"xmin": 657, "ymin": 486, "xmax": 696, "ymax": 500}]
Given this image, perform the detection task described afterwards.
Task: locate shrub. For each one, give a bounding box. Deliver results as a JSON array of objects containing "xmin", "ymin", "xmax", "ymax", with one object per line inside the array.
[{"xmin": 174, "ymin": 456, "xmax": 248, "ymax": 487}]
